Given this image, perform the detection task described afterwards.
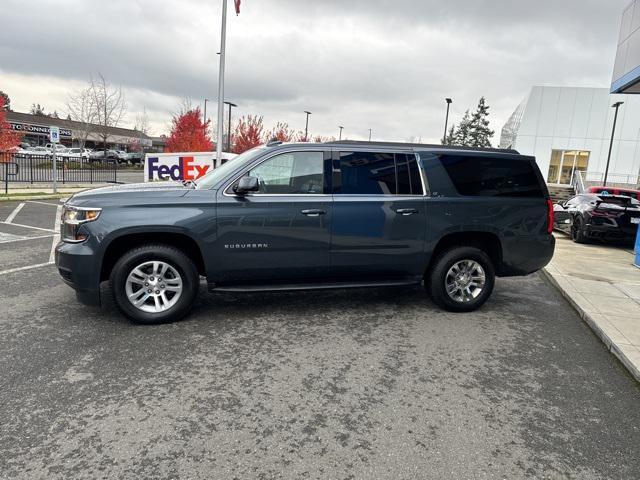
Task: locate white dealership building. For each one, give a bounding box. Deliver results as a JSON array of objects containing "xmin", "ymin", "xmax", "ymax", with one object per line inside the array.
[{"xmin": 500, "ymin": 86, "xmax": 640, "ymax": 188}]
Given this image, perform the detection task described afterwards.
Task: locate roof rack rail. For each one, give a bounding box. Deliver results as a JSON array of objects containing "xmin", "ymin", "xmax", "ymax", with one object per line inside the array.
[{"xmin": 323, "ymin": 140, "xmax": 519, "ymax": 154}]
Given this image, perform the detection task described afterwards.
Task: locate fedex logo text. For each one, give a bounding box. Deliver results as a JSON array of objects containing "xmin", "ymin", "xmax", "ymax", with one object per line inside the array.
[{"xmin": 147, "ymin": 156, "xmax": 211, "ymax": 181}]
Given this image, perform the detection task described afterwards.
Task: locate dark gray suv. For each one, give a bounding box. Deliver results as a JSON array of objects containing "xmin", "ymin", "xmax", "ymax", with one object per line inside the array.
[{"xmin": 55, "ymin": 141, "xmax": 555, "ymax": 324}]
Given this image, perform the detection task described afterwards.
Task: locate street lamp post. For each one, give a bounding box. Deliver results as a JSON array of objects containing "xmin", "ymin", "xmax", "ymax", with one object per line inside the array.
[
  {"xmin": 338, "ymin": 126, "xmax": 344, "ymax": 140},
  {"xmin": 304, "ymin": 111, "xmax": 312, "ymax": 141},
  {"xmin": 203, "ymin": 98, "xmax": 209, "ymax": 124},
  {"xmin": 224, "ymin": 101, "xmax": 237, "ymax": 152},
  {"xmin": 443, "ymin": 98, "xmax": 452, "ymax": 144},
  {"xmin": 604, "ymin": 101, "xmax": 624, "ymax": 187},
  {"xmin": 215, "ymin": 0, "xmax": 228, "ymax": 168}
]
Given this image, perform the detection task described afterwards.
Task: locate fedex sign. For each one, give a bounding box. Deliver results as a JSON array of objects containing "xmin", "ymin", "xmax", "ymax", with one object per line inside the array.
[{"xmin": 145, "ymin": 153, "xmax": 213, "ymax": 182}]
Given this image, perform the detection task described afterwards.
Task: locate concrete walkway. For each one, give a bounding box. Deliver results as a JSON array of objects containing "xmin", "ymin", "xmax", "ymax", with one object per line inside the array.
[{"xmin": 543, "ymin": 235, "xmax": 640, "ymax": 381}]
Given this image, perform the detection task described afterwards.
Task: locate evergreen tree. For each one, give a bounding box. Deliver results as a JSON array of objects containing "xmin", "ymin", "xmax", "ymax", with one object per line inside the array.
[
  {"xmin": 443, "ymin": 125, "xmax": 456, "ymax": 145},
  {"xmin": 453, "ymin": 110, "xmax": 473, "ymax": 146},
  {"xmin": 468, "ymin": 96, "xmax": 494, "ymax": 147}
]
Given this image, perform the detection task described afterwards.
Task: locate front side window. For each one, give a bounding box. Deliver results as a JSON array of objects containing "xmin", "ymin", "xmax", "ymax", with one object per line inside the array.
[{"xmin": 248, "ymin": 151, "xmax": 324, "ymax": 194}]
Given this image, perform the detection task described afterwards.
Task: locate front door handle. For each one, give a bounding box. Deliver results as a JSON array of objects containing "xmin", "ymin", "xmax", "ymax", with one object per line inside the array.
[
  {"xmin": 396, "ymin": 208, "xmax": 418, "ymax": 216},
  {"xmin": 301, "ymin": 209, "xmax": 327, "ymax": 217}
]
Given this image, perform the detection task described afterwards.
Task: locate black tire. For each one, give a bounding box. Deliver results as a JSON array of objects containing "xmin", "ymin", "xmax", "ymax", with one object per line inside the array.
[
  {"xmin": 571, "ymin": 216, "xmax": 588, "ymax": 243},
  {"xmin": 109, "ymin": 244, "xmax": 199, "ymax": 324},
  {"xmin": 426, "ymin": 246, "xmax": 495, "ymax": 313}
]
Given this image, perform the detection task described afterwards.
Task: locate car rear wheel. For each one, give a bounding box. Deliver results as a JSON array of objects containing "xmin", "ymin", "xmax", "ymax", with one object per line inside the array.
[
  {"xmin": 109, "ymin": 244, "xmax": 199, "ymax": 324},
  {"xmin": 427, "ymin": 246, "xmax": 495, "ymax": 312},
  {"xmin": 571, "ymin": 216, "xmax": 588, "ymax": 243}
]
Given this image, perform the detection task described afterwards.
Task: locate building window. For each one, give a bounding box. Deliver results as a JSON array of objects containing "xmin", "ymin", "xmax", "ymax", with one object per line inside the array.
[{"xmin": 547, "ymin": 150, "xmax": 590, "ymax": 185}]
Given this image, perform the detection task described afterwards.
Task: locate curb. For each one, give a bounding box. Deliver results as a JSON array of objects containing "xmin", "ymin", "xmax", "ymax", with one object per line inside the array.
[
  {"xmin": 0, "ymin": 195, "xmax": 69, "ymax": 202},
  {"xmin": 541, "ymin": 268, "xmax": 640, "ymax": 382}
]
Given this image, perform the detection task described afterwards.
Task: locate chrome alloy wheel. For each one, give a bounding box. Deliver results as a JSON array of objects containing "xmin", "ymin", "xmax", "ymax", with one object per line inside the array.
[
  {"xmin": 125, "ymin": 261, "xmax": 183, "ymax": 313},
  {"xmin": 444, "ymin": 260, "xmax": 486, "ymax": 303}
]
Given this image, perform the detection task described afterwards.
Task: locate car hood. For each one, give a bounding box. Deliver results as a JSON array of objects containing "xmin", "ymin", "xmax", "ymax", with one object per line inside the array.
[{"xmin": 67, "ymin": 182, "xmax": 191, "ymax": 207}]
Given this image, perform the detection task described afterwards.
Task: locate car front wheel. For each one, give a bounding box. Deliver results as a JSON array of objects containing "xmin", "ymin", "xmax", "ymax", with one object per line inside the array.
[
  {"xmin": 427, "ymin": 246, "xmax": 495, "ymax": 312},
  {"xmin": 109, "ymin": 244, "xmax": 199, "ymax": 324}
]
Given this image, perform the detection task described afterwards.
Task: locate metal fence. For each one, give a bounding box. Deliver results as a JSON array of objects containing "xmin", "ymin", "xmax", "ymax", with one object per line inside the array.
[
  {"xmin": 0, "ymin": 152, "xmax": 118, "ymax": 184},
  {"xmin": 574, "ymin": 170, "xmax": 640, "ymax": 191}
]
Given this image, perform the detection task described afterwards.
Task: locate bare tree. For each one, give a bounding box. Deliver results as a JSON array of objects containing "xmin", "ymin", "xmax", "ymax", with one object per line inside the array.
[
  {"xmin": 90, "ymin": 74, "xmax": 126, "ymax": 152},
  {"xmin": 66, "ymin": 86, "xmax": 97, "ymax": 150},
  {"xmin": 134, "ymin": 107, "xmax": 151, "ymax": 135}
]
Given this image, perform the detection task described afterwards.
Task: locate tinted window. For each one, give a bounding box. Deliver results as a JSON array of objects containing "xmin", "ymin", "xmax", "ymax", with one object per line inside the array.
[
  {"xmin": 396, "ymin": 154, "xmax": 423, "ymax": 195},
  {"xmin": 249, "ymin": 151, "xmax": 324, "ymax": 194},
  {"xmin": 337, "ymin": 152, "xmax": 395, "ymax": 195},
  {"xmin": 440, "ymin": 155, "xmax": 544, "ymax": 198}
]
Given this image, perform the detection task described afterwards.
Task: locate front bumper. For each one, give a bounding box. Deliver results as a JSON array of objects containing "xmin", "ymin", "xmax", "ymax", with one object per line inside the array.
[{"xmin": 55, "ymin": 241, "xmax": 101, "ymax": 306}]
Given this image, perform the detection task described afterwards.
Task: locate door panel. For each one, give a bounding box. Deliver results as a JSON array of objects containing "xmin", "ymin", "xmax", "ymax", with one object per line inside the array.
[
  {"xmin": 212, "ymin": 149, "xmax": 332, "ymax": 284},
  {"xmin": 214, "ymin": 195, "xmax": 332, "ymax": 283},
  {"xmin": 330, "ymin": 195, "xmax": 427, "ymax": 277}
]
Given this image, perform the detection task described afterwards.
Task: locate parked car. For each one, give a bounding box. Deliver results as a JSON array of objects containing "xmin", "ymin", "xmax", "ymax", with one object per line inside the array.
[
  {"xmin": 30, "ymin": 146, "xmax": 52, "ymax": 156},
  {"xmin": 65, "ymin": 148, "xmax": 90, "ymax": 160},
  {"xmin": 554, "ymin": 193, "xmax": 640, "ymax": 244},
  {"xmin": 586, "ymin": 186, "xmax": 640, "ymax": 201},
  {"xmin": 55, "ymin": 141, "xmax": 555, "ymax": 324},
  {"xmin": 89, "ymin": 150, "xmax": 116, "ymax": 163}
]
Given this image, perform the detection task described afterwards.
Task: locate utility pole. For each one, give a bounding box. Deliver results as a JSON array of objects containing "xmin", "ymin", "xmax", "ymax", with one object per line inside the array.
[
  {"xmin": 215, "ymin": 0, "xmax": 228, "ymax": 168},
  {"xmin": 368, "ymin": 129, "xmax": 372, "ymax": 141},
  {"xmin": 224, "ymin": 101, "xmax": 237, "ymax": 152},
  {"xmin": 604, "ymin": 101, "xmax": 624, "ymax": 187},
  {"xmin": 304, "ymin": 111, "xmax": 312, "ymax": 141},
  {"xmin": 203, "ymin": 98, "xmax": 209, "ymax": 125},
  {"xmin": 338, "ymin": 125, "xmax": 344, "ymax": 140},
  {"xmin": 443, "ymin": 98, "xmax": 452, "ymax": 144}
]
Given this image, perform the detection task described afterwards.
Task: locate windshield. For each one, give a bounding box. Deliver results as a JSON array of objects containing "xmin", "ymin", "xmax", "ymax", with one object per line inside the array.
[{"xmin": 195, "ymin": 147, "xmax": 267, "ymax": 189}]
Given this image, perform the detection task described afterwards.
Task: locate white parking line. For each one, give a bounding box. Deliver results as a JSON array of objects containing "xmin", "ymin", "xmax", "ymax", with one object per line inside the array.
[
  {"xmin": 49, "ymin": 205, "xmax": 62, "ymax": 263},
  {"xmin": 0, "ymin": 233, "xmax": 55, "ymax": 244},
  {"xmin": 0, "ymin": 221, "xmax": 57, "ymax": 233},
  {"xmin": 5, "ymin": 202, "xmax": 25, "ymax": 223},
  {"xmin": 0, "ymin": 262, "xmax": 54, "ymax": 276},
  {"xmin": 27, "ymin": 200, "xmax": 62, "ymax": 207}
]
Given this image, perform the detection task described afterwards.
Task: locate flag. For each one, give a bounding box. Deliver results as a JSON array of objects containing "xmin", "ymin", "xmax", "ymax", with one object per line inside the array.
[{"xmin": 234, "ymin": 0, "xmax": 241, "ymax": 15}]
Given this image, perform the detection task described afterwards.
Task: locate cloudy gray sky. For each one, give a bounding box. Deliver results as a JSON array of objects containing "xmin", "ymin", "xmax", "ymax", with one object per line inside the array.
[{"xmin": 0, "ymin": 0, "xmax": 629, "ymax": 143}]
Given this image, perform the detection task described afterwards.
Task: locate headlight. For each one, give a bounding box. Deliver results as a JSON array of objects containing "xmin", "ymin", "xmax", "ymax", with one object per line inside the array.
[{"xmin": 61, "ymin": 206, "xmax": 102, "ymax": 242}]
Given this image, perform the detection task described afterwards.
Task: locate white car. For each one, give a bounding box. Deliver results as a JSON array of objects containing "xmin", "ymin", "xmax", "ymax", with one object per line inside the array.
[
  {"xmin": 30, "ymin": 146, "xmax": 52, "ymax": 156},
  {"xmin": 65, "ymin": 148, "xmax": 90, "ymax": 160}
]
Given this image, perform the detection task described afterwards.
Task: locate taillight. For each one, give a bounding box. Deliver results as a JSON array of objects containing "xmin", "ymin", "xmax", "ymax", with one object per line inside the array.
[{"xmin": 546, "ymin": 199, "xmax": 554, "ymax": 234}]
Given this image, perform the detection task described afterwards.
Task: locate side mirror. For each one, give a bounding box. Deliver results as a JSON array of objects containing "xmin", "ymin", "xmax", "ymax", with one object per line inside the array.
[{"xmin": 234, "ymin": 176, "xmax": 259, "ymax": 194}]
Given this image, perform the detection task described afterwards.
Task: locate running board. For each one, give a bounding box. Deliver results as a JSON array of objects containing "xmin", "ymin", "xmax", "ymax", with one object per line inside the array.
[{"xmin": 209, "ymin": 278, "xmax": 422, "ymax": 293}]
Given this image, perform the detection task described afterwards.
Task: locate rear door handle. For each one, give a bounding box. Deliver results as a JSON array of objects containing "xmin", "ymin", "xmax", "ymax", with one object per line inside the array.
[
  {"xmin": 301, "ymin": 209, "xmax": 327, "ymax": 216},
  {"xmin": 396, "ymin": 208, "xmax": 418, "ymax": 216}
]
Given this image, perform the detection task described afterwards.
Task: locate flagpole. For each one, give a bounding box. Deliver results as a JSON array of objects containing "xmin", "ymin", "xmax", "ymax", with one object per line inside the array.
[{"xmin": 215, "ymin": 0, "xmax": 227, "ymax": 167}]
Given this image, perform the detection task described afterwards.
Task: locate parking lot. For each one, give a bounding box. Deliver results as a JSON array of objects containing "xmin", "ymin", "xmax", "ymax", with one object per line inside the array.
[{"xmin": 1, "ymin": 200, "xmax": 640, "ymax": 479}]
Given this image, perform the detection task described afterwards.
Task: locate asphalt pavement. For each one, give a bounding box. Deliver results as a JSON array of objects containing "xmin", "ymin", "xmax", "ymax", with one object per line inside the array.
[{"xmin": 1, "ymin": 200, "xmax": 640, "ymax": 479}]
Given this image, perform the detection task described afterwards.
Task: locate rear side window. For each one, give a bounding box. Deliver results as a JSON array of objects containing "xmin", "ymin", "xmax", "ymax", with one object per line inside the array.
[
  {"xmin": 336, "ymin": 152, "xmax": 423, "ymax": 195},
  {"xmin": 396, "ymin": 154, "xmax": 422, "ymax": 195},
  {"xmin": 439, "ymin": 155, "xmax": 544, "ymax": 198}
]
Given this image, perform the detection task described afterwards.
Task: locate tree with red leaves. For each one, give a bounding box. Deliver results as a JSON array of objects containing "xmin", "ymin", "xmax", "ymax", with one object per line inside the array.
[
  {"xmin": 266, "ymin": 122, "xmax": 295, "ymax": 143},
  {"xmin": 0, "ymin": 97, "xmax": 21, "ymax": 153},
  {"xmin": 233, "ymin": 115, "xmax": 264, "ymax": 153},
  {"xmin": 165, "ymin": 107, "xmax": 213, "ymax": 153}
]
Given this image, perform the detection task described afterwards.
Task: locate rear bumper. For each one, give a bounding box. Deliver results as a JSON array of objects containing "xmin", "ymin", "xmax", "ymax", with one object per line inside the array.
[
  {"xmin": 585, "ymin": 223, "xmax": 638, "ymax": 243},
  {"xmin": 500, "ymin": 234, "xmax": 555, "ymax": 276},
  {"xmin": 54, "ymin": 241, "xmax": 101, "ymax": 306}
]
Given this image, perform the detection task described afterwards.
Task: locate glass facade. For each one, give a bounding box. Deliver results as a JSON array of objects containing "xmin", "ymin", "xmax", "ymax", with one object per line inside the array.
[{"xmin": 547, "ymin": 150, "xmax": 590, "ymax": 185}]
